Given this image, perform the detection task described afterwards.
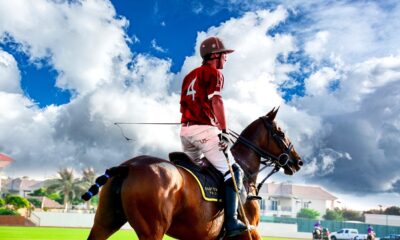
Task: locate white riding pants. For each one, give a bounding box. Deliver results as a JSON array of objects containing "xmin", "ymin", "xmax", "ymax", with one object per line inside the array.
[{"xmin": 180, "ymin": 125, "xmax": 233, "ymax": 180}]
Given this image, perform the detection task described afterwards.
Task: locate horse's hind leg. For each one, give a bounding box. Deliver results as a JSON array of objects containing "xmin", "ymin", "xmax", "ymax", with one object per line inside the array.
[
  {"xmin": 123, "ymin": 192, "xmax": 170, "ymax": 240},
  {"xmin": 122, "ymin": 169, "xmax": 175, "ymax": 240},
  {"xmin": 87, "ymin": 177, "xmax": 127, "ymax": 240}
]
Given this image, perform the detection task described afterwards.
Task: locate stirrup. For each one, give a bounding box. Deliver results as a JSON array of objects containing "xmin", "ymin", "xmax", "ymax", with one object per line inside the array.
[{"xmin": 226, "ymin": 224, "xmax": 255, "ymax": 238}]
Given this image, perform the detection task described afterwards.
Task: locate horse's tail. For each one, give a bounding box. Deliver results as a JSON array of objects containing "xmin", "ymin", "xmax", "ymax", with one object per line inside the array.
[{"xmin": 81, "ymin": 166, "xmax": 129, "ymax": 201}]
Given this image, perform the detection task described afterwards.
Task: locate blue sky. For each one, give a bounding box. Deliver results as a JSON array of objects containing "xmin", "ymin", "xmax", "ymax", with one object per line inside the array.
[{"xmin": 1, "ymin": 0, "xmax": 400, "ymax": 210}]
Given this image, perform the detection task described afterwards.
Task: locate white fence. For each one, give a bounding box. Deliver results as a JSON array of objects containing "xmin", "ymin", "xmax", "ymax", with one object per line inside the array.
[
  {"xmin": 31, "ymin": 212, "xmax": 310, "ymax": 238},
  {"xmin": 258, "ymin": 222, "xmax": 310, "ymax": 239},
  {"xmin": 31, "ymin": 212, "xmax": 132, "ymax": 230}
]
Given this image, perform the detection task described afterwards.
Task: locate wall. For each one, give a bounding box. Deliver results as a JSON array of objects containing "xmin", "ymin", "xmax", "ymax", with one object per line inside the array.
[
  {"xmin": 262, "ymin": 216, "xmax": 400, "ymax": 238},
  {"xmin": 0, "ymin": 216, "xmax": 35, "ymax": 226},
  {"xmin": 30, "ymin": 212, "xmax": 314, "ymax": 238},
  {"xmin": 365, "ymin": 214, "xmax": 400, "ymax": 227},
  {"xmin": 309, "ymin": 199, "xmax": 328, "ymax": 217},
  {"xmin": 31, "ymin": 212, "xmax": 132, "ymax": 230},
  {"xmin": 258, "ymin": 222, "xmax": 310, "ymax": 239}
]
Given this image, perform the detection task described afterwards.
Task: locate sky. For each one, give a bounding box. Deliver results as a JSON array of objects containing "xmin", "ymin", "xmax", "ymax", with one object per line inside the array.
[{"xmin": 0, "ymin": 0, "xmax": 399, "ymax": 211}]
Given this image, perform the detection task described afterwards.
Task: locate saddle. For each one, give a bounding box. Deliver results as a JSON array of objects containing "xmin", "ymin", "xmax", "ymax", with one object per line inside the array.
[{"xmin": 169, "ymin": 152, "xmax": 224, "ymax": 202}]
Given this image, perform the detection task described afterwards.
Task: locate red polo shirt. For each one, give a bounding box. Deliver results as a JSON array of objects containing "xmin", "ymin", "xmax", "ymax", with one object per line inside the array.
[{"xmin": 180, "ymin": 64, "xmax": 224, "ymax": 126}]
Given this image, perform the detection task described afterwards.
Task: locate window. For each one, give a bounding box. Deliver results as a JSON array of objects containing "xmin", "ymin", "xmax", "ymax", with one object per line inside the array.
[
  {"xmin": 259, "ymin": 199, "xmax": 266, "ymax": 210},
  {"xmin": 271, "ymin": 200, "xmax": 278, "ymax": 211},
  {"xmin": 303, "ymin": 202, "xmax": 310, "ymax": 208}
]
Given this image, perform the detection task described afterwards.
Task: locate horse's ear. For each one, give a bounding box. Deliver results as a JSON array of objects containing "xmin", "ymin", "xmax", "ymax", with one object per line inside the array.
[
  {"xmin": 266, "ymin": 107, "xmax": 276, "ymax": 117},
  {"xmin": 266, "ymin": 106, "xmax": 279, "ymax": 121}
]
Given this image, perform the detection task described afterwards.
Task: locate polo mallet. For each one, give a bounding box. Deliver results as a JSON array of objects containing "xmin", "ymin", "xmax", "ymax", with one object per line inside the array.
[{"xmin": 220, "ymin": 135, "xmax": 253, "ymax": 240}]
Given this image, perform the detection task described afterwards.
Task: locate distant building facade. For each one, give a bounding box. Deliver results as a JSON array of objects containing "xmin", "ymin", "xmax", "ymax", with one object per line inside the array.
[
  {"xmin": 258, "ymin": 182, "xmax": 337, "ymax": 218},
  {"xmin": 6, "ymin": 177, "xmax": 45, "ymax": 197},
  {"xmin": 0, "ymin": 153, "xmax": 13, "ymax": 194}
]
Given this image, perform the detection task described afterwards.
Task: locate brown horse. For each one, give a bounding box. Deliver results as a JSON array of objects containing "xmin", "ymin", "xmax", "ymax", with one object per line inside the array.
[
  {"xmin": 367, "ymin": 233, "xmax": 375, "ymax": 240},
  {"xmin": 83, "ymin": 108, "xmax": 303, "ymax": 240},
  {"xmin": 313, "ymin": 229, "xmax": 322, "ymax": 240}
]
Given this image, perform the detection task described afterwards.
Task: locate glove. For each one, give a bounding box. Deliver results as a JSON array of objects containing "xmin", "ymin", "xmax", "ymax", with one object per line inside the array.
[{"xmin": 218, "ymin": 129, "xmax": 230, "ymax": 151}]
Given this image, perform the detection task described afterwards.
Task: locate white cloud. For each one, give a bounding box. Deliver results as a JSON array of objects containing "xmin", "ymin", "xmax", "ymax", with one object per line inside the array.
[
  {"xmin": 0, "ymin": 0, "xmax": 132, "ymax": 95},
  {"xmin": 304, "ymin": 31, "xmax": 330, "ymax": 62},
  {"xmin": 191, "ymin": 1, "xmax": 204, "ymax": 14},
  {"xmin": 0, "ymin": 50, "xmax": 21, "ymax": 94},
  {"xmin": 304, "ymin": 67, "xmax": 338, "ymax": 96},
  {"xmin": 291, "ymin": 48, "xmax": 400, "ymax": 193},
  {"xmin": 296, "ymin": 1, "xmax": 400, "ymax": 63},
  {"xmin": 150, "ymin": 39, "xmax": 167, "ymax": 53}
]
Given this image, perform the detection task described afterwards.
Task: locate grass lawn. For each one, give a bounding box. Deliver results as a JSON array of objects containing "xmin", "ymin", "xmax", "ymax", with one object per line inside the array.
[{"xmin": 0, "ymin": 226, "xmax": 304, "ymax": 240}]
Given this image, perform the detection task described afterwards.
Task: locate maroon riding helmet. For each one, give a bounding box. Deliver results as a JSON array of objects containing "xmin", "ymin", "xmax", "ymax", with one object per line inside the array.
[{"xmin": 200, "ymin": 37, "xmax": 234, "ymax": 60}]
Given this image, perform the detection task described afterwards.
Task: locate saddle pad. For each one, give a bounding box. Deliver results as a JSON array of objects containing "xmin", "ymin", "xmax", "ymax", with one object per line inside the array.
[{"xmin": 172, "ymin": 158, "xmax": 224, "ymax": 202}]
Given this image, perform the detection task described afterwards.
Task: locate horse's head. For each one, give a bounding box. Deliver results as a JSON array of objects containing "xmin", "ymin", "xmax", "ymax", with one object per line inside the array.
[
  {"xmin": 231, "ymin": 107, "xmax": 303, "ymax": 184},
  {"xmin": 263, "ymin": 107, "xmax": 303, "ymax": 175}
]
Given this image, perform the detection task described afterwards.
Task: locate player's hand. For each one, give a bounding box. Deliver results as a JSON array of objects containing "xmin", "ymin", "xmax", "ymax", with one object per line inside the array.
[{"xmin": 218, "ymin": 130, "xmax": 230, "ymax": 151}]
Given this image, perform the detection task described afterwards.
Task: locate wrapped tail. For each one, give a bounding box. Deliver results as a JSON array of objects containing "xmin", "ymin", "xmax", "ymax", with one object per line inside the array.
[{"xmin": 81, "ymin": 166, "xmax": 128, "ymax": 201}]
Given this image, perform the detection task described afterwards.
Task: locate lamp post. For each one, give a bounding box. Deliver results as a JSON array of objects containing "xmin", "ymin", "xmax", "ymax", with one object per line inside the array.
[
  {"xmin": 378, "ymin": 205, "xmax": 383, "ymax": 213},
  {"xmin": 379, "ymin": 204, "xmax": 388, "ymax": 236}
]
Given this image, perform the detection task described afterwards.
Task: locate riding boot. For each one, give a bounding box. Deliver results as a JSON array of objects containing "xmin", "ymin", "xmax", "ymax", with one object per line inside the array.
[{"xmin": 224, "ymin": 177, "xmax": 248, "ymax": 237}]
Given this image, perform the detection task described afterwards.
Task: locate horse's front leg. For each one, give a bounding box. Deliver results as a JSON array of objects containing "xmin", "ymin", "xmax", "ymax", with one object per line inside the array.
[{"xmin": 227, "ymin": 198, "xmax": 262, "ymax": 240}]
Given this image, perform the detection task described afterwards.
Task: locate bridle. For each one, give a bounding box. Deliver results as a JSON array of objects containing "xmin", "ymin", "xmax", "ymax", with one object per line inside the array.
[{"xmin": 229, "ymin": 116, "xmax": 296, "ymax": 194}]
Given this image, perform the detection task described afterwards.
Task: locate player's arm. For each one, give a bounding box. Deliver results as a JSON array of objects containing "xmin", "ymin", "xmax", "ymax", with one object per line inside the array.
[{"xmin": 211, "ymin": 95, "xmax": 227, "ymax": 131}]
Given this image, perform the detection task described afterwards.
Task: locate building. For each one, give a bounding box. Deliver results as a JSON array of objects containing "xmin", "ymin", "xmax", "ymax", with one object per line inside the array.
[
  {"xmin": 0, "ymin": 153, "xmax": 13, "ymax": 193},
  {"xmin": 258, "ymin": 182, "xmax": 337, "ymax": 218},
  {"xmin": 6, "ymin": 177, "xmax": 45, "ymax": 197},
  {"xmin": 28, "ymin": 196, "xmax": 64, "ymax": 210}
]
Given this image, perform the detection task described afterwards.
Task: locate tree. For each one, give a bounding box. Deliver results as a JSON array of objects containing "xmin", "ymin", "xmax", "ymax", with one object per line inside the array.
[
  {"xmin": 79, "ymin": 168, "xmax": 96, "ymax": 209},
  {"xmin": 324, "ymin": 208, "xmax": 344, "ymax": 221},
  {"xmin": 0, "ymin": 208, "xmax": 19, "ymax": 216},
  {"xmin": 5, "ymin": 195, "xmax": 30, "ymax": 210},
  {"xmin": 28, "ymin": 198, "xmax": 42, "ymax": 208},
  {"xmin": 47, "ymin": 192, "xmax": 63, "ymax": 204},
  {"xmin": 364, "ymin": 208, "xmax": 381, "ymax": 214},
  {"xmin": 384, "ymin": 206, "xmax": 400, "ymax": 216},
  {"xmin": 28, "ymin": 188, "xmax": 47, "ymax": 196},
  {"xmin": 47, "ymin": 168, "xmax": 81, "ymax": 211},
  {"xmin": 29, "ymin": 187, "xmax": 63, "ymax": 204},
  {"xmin": 0, "ymin": 198, "xmax": 5, "ymax": 207},
  {"xmin": 297, "ymin": 208, "xmax": 320, "ymax": 219},
  {"xmin": 342, "ymin": 208, "xmax": 363, "ymax": 221}
]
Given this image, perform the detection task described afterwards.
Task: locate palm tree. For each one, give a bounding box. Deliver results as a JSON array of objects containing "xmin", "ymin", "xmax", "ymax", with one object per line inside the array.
[
  {"xmin": 80, "ymin": 167, "xmax": 95, "ymax": 210},
  {"xmin": 47, "ymin": 168, "xmax": 81, "ymax": 212}
]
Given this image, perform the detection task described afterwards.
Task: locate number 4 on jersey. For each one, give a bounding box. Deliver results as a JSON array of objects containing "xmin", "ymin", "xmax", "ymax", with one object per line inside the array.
[{"xmin": 186, "ymin": 78, "xmax": 197, "ymax": 101}]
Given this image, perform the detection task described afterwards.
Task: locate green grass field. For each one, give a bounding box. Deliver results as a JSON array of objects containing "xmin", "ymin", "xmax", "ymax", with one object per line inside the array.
[{"xmin": 0, "ymin": 226, "xmax": 304, "ymax": 240}]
